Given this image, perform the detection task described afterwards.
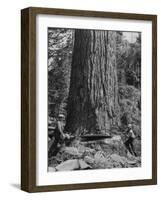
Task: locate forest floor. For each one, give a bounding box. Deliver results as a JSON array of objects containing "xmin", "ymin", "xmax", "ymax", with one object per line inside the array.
[{"xmin": 48, "ymin": 132, "xmax": 141, "ymax": 172}]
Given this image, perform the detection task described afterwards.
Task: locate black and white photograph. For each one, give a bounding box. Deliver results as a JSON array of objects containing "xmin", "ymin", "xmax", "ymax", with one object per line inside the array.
[
  {"xmin": 47, "ymin": 28, "xmax": 141, "ymax": 172},
  {"xmin": 20, "ymin": 6, "xmax": 157, "ymax": 192}
]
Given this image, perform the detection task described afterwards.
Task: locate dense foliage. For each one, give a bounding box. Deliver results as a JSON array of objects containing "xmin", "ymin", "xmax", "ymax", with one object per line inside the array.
[
  {"xmin": 116, "ymin": 32, "xmax": 141, "ymax": 137},
  {"xmin": 48, "ymin": 28, "xmax": 74, "ymax": 118}
]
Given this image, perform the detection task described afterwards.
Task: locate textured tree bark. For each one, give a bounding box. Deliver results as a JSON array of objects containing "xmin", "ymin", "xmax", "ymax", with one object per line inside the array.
[{"xmin": 65, "ymin": 29, "xmax": 120, "ymax": 135}]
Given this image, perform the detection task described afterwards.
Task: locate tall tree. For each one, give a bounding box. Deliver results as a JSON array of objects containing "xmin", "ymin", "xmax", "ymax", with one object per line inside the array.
[{"xmin": 65, "ymin": 30, "xmax": 120, "ymax": 135}]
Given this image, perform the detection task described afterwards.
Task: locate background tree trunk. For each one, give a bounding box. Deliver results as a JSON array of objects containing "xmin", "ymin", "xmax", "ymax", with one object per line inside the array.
[{"xmin": 65, "ymin": 29, "xmax": 120, "ymax": 135}]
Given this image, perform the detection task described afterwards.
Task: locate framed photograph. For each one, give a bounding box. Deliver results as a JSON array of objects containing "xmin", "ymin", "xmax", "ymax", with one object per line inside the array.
[{"xmin": 21, "ymin": 7, "xmax": 157, "ymax": 192}]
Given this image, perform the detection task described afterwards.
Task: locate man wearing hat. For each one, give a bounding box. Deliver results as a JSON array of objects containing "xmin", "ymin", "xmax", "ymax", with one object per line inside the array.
[
  {"xmin": 56, "ymin": 114, "xmax": 66, "ymax": 139},
  {"xmin": 49, "ymin": 114, "xmax": 70, "ymax": 157},
  {"xmin": 124, "ymin": 124, "xmax": 137, "ymax": 157}
]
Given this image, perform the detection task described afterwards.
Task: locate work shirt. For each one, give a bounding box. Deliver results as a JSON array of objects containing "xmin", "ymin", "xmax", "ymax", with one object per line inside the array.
[
  {"xmin": 54, "ymin": 121, "xmax": 65, "ymax": 140},
  {"xmin": 126, "ymin": 128, "xmax": 136, "ymax": 140}
]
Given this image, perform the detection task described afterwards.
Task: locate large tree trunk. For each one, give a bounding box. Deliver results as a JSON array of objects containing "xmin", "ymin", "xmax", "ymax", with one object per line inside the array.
[{"xmin": 65, "ymin": 29, "xmax": 120, "ymax": 135}]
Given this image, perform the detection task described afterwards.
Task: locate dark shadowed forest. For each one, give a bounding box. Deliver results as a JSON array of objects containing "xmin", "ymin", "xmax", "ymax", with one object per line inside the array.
[{"xmin": 48, "ymin": 28, "xmax": 141, "ymax": 172}]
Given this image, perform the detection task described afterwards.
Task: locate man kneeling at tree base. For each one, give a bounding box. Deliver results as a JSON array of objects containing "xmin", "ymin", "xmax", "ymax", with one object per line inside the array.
[{"xmin": 48, "ymin": 114, "xmax": 71, "ymax": 157}]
